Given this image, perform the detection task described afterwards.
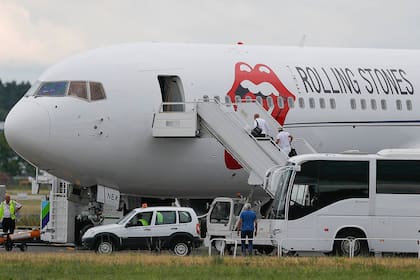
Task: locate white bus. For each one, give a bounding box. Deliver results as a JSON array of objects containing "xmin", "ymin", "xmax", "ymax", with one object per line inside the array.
[{"xmin": 268, "ymin": 149, "xmax": 420, "ymax": 256}]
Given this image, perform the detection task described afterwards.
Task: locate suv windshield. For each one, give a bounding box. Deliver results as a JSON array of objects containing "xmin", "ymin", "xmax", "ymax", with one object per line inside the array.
[{"xmin": 117, "ymin": 210, "xmax": 136, "ymax": 225}]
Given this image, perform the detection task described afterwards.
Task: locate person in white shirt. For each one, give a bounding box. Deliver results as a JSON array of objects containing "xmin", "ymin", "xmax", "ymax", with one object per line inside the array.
[
  {"xmin": 275, "ymin": 127, "xmax": 293, "ymax": 155},
  {"xmin": 253, "ymin": 113, "xmax": 269, "ymax": 137}
]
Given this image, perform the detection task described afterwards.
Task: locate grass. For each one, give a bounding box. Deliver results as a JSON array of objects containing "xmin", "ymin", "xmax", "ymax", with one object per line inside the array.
[
  {"xmin": 15, "ymin": 199, "xmax": 42, "ymax": 227},
  {"xmin": 5, "ymin": 184, "xmax": 49, "ymax": 196},
  {"xmin": 0, "ymin": 254, "xmax": 418, "ymax": 279}
]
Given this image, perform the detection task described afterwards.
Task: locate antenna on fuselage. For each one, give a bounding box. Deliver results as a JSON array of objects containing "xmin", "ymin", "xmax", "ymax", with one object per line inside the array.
[{"xmin": 299, "ymin": 34, "xmax": 307, "ymax": 47}]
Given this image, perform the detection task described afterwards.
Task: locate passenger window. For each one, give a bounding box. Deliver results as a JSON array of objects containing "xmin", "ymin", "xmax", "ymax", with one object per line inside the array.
[
  {"xmin": 245, "ymin": 96, "xmax": 252, "ymax": 103},
  {"xmin": 235, "ymin": 95, "xmax": 241, "ymax": 104},
  {"xmin": 179, "ymin": 211, "xmax": 192, "ymax": 223},
  {"xmin": 407, "ymin": 100, "xmax": 413, "ymax": 111},
  {"xmin": 68, "ymin": 81, "xmax": 88, "ymax": 100},
  {"xmin": 277, "ymin": 97, "xmax": 284, "ymax": 109},
  {"xmin": 396, "ymin": 100, "xmax": 402, "ymax": 111},
  {"xmin": 225, "ymin": 96, "xmax": 231, "ymax": 104},
  {"xmin": 256, "ymin": 96, "xmax": 263, "ymax": 105},
  {"xmin": 377, "ymin": 160, "xmax": 420, "ymax": 194},
  {"xmin": 319, "ymin": 98, "xmax": 326, "ymax": 109},
  {"xmin": 267, "ymin": 96, "xmax": 274, "ymax": 108},
  {"xmin": 155, "ymin": 211, "xmax": 176, "ymax": 225},
  {"xmin": 360, "ymin": 99, "xmax": 367, "ymax": 110},
  {"xmin": 287, "ymin": 97, "xmax": 295, "ymax": 108},
  {"xmin": 350, "ymin": 99, "xmax": 356, "ymax": 110},
  {"xmin": 371, "ymin": 99, "xmax": 377, "ymax": 110},
  {"xmin": 128, "ymin": 211, "xmax": 153, "ymax": 227},
  {"xmin": 298, "ymin": 97, "xmax": 305, "ymax": 108},
  {"xmin": 380, "ymin": 99, "xmax": 387, "ymax": 110},
  {"xmin": 309, "ymin": 98, "xmax": 315, "ymax": 109},
  {"xmin": 36, "ymin": 81, "xmax": 68, "ymax": 97},
  {"xmin": 329, "ymin": 98, "xmax": 336, "ymax": 109},
  {"xmin": 89, "ymin": 82, "xmax": 105, "ymax": 101}
]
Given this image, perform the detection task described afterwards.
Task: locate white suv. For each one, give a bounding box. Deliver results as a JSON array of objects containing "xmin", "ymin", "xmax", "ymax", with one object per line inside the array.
[{"xmin": 82, "ymin": 206, "xmax": 201, "ymax": 256}]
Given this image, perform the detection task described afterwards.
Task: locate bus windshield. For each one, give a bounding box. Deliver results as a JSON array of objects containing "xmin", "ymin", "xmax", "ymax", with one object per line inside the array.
[{"xmin": 272, "ymin": 167, "xmax": 294, "ymax": 219}]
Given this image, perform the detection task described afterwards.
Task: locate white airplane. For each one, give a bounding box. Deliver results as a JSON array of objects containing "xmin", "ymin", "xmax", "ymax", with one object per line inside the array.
[{"xmin": 4, "ymin": 42, "xmax": 420, "ymax": 199}]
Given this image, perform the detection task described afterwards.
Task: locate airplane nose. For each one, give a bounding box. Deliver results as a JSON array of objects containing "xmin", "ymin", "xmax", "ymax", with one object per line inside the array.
[{"xmin": 4, "ymin": 99, "xmax": 51, "ymax": 165}]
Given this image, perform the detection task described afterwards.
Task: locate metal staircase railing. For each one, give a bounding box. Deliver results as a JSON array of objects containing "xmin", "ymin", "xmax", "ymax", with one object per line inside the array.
[{"xmin": 152, "ymin": 98, "xmax": 317, "ymax": 196}]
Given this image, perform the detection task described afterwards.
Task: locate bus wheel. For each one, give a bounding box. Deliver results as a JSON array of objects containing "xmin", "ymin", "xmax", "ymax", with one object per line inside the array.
[
  {"xmin": 334, "ymin": 229, "xmax": 368, "ymax": 256},
  {"xmin": 257, "ymin": 246, "xmax": 275, "ymax": 255}
]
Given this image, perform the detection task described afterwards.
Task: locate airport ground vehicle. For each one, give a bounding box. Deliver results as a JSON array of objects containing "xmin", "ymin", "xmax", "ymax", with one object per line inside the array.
[
  {"xmin": 0, "ymin": 229, "xmax": 41, "ymax": 252},
  {"xmin": 206, "ymin": 149, "xmax": 420, "ymax": 256},
  {"xmin": 205, "ymin": 197, "xmax": 275, "ymax": 255},
  {"xmin": 81, "ymin": 206, "xmax": 201, "ymax": 255}
]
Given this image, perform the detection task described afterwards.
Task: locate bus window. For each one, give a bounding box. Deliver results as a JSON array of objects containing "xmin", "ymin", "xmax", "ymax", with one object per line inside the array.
[
  {"xmin": 288, "ymin": 160, "xmax": 369, "ymax": 220},
  {"xmin": 377, "ymin": 160, "xmax": 420, "ymax": 194}
]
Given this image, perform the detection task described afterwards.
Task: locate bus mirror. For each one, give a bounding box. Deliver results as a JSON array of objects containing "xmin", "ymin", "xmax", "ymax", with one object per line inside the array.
[{"xmin": 294, "ymin": 165, "xmax": 301, "ymax": 172}]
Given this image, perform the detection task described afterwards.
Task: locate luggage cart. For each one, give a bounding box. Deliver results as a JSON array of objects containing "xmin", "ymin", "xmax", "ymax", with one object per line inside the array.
[{"xmin": 0, "ymin": 229, "xmax": 41, "ymax": 251}]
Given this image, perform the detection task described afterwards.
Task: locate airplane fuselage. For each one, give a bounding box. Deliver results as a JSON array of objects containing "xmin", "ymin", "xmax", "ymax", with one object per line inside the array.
[{"xmin": 5, "ymin": 43, "xmax": 420, "ymax": 197}]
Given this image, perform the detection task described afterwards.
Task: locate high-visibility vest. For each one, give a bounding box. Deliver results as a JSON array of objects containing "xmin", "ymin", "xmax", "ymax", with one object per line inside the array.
[
  {"xmin": 139, "ymin": 218, "xmax": 149, "ymax": 226},
  {"xmin": 156, "ymin": 212, "xmax": 164, "ymax": 224},
  {"xmin": 0, "ymin": 200, "xmax": 17, "ymax": 220}
]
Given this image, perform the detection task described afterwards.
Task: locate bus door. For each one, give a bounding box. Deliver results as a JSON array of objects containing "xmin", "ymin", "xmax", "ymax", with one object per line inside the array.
[{"xmin": 284, "ymin": 183, "xmax": 318, "ymax": 251}]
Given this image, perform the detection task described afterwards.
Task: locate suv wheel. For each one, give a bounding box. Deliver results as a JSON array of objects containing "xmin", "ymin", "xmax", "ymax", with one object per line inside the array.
[
  {"xmin": 96, "ymin": 240, "xmax": 114, "ymax": 254},
  {"xmin": 172, "ymin": 240, "xmax": 191, "ymax": 256}
]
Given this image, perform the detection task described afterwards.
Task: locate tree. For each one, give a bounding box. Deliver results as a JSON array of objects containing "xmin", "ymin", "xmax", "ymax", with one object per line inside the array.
[
  {"xmin": 0, "ymin": 79, "xmax": 31, "ymax": 121},
  {"xmin": 0, "ymin": 131, "xmax": 34, "ymax": 176},
  {"xmin": 0, "ymin": 79, "xmax": 34, "ymax": 176}
]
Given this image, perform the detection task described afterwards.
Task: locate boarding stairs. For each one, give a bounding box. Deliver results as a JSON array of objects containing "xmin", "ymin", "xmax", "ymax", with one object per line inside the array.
[
  {"xmin": 152, "ymin": 99, "xmax": 315, "ymax": 197},
  {"xmin": 32, "ymin": 168, "xmax": 72, "ymax": 243}
]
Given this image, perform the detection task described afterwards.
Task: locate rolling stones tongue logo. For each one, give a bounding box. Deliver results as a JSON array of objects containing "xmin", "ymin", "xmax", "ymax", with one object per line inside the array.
[
  {"xmin": 224, "ymin": 62, "xmax": 296, "ymax": 169},
  {"xmin": 227, "ymin": 62, "xmax": 295, "ymax": 125}
]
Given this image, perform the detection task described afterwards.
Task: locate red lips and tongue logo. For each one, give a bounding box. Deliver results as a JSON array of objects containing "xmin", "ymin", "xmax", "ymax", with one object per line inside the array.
[{"xmin": 224, "ymin": 62, "xmax": 296, "ymax": 169}]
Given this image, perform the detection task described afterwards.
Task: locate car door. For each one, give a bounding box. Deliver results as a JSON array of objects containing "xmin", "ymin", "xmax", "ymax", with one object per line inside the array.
[
  {"xmin": 177, "ymin": 210, "xmax": 194, "ymax": 234},
  {"xmin": 120, "ymin": 211, "xmax": 154, "ymax": 249},
  {"xmin": 153, "ymin": 210, "xmax": 178, "ymax": 248}
]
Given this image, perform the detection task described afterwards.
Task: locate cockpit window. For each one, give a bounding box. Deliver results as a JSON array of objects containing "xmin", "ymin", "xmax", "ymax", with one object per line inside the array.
[
  {"xmin": 89, "ymin": 82, "xmax": 106, "ymax": 101},
  {"xmin": 34, "ymin": 80, "xmax": 106, "ymax": 101},
  {"xmin": 36, "ymin": 81, "xmax": 68, "ymax": 97},
  {"xmin": 25, "ymin": 81, "xmax": 41, "ymax": 96},
  {"xmin": 68, "ymin": 81, "xmax": 88, "ymax": 100}
]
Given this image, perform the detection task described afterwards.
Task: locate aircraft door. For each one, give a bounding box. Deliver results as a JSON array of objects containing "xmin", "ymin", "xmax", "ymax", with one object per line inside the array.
[{"xmin": 158, "ymin": 75, "xmax": 185, "ymax": 112}]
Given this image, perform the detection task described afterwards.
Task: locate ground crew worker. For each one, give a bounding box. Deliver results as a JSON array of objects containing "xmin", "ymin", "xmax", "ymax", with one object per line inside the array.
[
  {"xmin": 138, "ymin": 218, "xmax": 149, "ymax": 226},
  {"xmin": 237, "ymin": 203, "xmax": 257, "ymax": 256},
  {"xmin": 156, "ymin": 211, "xmax": 164, "ymax": 225},
  {"xmin": 0, "ymin": 194, "xmax": 23, "ymax": 234}
]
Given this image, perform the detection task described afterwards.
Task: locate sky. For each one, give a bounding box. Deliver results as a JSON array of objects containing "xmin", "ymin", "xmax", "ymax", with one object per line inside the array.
[{"xmin": 0, "ymin": 0, "xmax": 419, "ymax": 82}]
